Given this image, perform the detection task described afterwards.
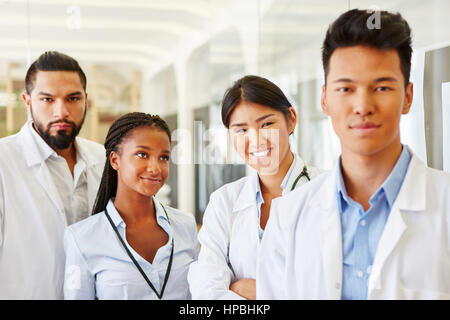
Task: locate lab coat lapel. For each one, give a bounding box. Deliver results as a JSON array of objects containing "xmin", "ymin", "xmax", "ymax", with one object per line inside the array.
[
  {"xmin": 76, "ymin": 138, "xmax": 104, "ymax": 214},
  {"xmin": 86, "ymin": 164, "xmax": 101, "ymax": 214},
  {"xmin": 311, "ymin": 171, "xmax": 343, "ymax": 299},
  {"xmin": 368, "ymin": 151, "xmax": 426, "ymax": 295},
  {"xmin": 76, "ymin": 137, "xmax": 106, "ymax": 215},
  {"xmin": 232, "ymin": 169, "xmax": 259, "ymax": 213},
  {"xmin": 19, "ymin": 121, "xmax": 66, "ymax": 216},
  {"xmin": 230, "ymin": 170, "xmax": 260, "ymax": 250},
  {"xmin": 35, "ymin": 162, "xmax": 66, "ymax": 215}
]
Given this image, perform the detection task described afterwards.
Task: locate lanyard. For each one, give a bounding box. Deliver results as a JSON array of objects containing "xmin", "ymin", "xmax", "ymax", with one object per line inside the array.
[
  {"xmin": 104, "ymin": 204, "xmax": 174, "ymax": 300},
  {"xmin": 290, "ymin": 165, "xmax": 310, "ymax": 191}
]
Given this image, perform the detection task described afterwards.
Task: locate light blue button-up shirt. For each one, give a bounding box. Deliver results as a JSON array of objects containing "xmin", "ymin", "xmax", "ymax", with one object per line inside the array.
[
  {"xmin": 337, "ymin": 146, "xmax": 412, "ymax": 300},
  {"xmin": 63, "ymin": 198, "xmax": 198, "ymax": 300},
  {"xmin": 255, "ymin": 154, "xmax": 297, "ymax": 239}
]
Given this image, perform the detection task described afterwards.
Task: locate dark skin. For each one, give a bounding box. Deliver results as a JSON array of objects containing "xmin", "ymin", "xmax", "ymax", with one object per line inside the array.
[
  {"xmin": 115, "ymin": 196, "xmax": 168, "ymax": 264},
  {"xmin": 110, "ymin": 127, "xmax": 171, "ymax": 263}
]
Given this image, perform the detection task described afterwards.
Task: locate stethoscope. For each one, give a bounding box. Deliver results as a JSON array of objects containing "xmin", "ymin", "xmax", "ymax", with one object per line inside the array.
[{"xmin": 290, "ymin": 165, "xmax": 311, "ymax": 191}]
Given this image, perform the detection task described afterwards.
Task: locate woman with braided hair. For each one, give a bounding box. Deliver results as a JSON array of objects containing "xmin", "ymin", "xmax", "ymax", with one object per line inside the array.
[{"xmin": 63, "ymin": 112, "xmax": 199, "ymax": 300}]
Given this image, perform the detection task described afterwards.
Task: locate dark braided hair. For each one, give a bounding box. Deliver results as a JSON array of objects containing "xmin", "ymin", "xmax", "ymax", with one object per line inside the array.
[{"xmin": 92, "ymin": 112, "xmax": 171, "ymax": 215}]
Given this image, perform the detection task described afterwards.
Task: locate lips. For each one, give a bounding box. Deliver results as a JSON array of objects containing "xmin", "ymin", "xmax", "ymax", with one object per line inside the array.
[
  {"xmin": 249, "ymin": 147, "xmax": 273, "ymax": 157},
  {"xmin": 348, "ymin": 121, "xmax": 381, "ymax": 136},
  {"xmin": 350, "ymin": 122, "xmax": 380, "ymax": 129},
  {"xmin": 49, "ymin": 121, "xmax": 74, "ymax": 131},
  {"xmin": 140, "ymin": 176, "xmax": 162, "ymax": 184},
  {"xmin": 52, "ymin": 123, "xmax": 72, "ymax": 130}
]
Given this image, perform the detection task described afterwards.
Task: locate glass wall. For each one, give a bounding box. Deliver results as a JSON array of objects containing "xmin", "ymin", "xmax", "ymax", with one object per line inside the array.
[{"xmin": 0, "ymin": 0, "xmax": 449, "ymax": 222}]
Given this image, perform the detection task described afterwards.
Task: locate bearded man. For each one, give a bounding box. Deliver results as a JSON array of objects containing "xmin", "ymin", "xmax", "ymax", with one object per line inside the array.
[{"xmin": 0, "ymin": 51, "xmax": 105, "ymax": 299}]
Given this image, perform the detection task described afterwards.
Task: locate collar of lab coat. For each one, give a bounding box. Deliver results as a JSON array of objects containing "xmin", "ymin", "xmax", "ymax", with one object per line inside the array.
[
  {"xmin": 308, "ymin": 145, "xmax": 426, "ymax": 299},
  {"xmin": 232, "ymin": 153, "xmax": 307, "ymax": 213},
  {"xmin": 309, "ymin": 145, "xmax": 426, "ymax": 212},
  {"xmin": 19, "ymin": 120, "xmax": 102, "ymax": 168}
]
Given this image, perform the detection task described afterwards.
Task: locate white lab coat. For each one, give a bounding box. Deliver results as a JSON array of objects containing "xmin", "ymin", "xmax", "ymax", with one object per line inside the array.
[
  {"xmin": 188, "ymin": 153, "xmax": 321, "ymax": 299},
  {"xmin": 257, "ymin": 147, "xmax": 450, "ymax": 300},
  {"xmin": 0, "ymin": 121, "xmax": 105, "ymax": 299}
]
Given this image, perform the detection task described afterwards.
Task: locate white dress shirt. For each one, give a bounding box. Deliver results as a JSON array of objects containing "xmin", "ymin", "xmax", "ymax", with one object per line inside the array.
[
  {"xmin": 35, "ymin": 128, "xmax": 89, "ymax": 226},
  {"xmin": 64, "ymin": 198, "xmax": 199, "ymax": 300}
]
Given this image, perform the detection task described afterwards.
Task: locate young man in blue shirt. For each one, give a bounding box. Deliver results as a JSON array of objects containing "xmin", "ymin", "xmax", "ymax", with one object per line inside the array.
[{"xmin": 257, "ymin": 9, "xmax": 450, "ymax": 300}]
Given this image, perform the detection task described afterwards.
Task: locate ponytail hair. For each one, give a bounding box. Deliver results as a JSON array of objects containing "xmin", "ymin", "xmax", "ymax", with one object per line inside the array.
[
  {"xmin": 92, "ymin": 112, "xmax": 171, "ymax": 215},
  {"xmin": 221, "ymin": 75, "xmax": 293, "ymax": 128}
]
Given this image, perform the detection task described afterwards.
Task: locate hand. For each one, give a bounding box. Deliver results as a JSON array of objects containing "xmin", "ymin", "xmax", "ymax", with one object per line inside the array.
[{"xmin": 230, "ymin": 278, "xmax": 256, "ymax": 300}]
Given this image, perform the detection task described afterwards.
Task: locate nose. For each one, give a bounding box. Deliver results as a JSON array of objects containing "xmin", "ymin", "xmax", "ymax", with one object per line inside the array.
[
  {"xmin": 248, "ymin": 127, "xmax": 273, "ymax": 149},
  {"xmin": 146, "ymin": 157, "xmax": 161, "ymax": 175},
  {"xmin": 352, "ymin": 90, "xmax": 375, "ymax": 116},
  {"xmin": 53, "ymin": 99, "xmax": 70, "ymax": 120},
  {"xmin": 247, "ymin": 128, "xmax": 259, "ymax": 147}
]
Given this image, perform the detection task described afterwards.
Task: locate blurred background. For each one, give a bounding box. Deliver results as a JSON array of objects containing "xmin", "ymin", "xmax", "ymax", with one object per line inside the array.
[{"xmin": 0, "ymin": 0, "xmax": 449, "ymax": 223}]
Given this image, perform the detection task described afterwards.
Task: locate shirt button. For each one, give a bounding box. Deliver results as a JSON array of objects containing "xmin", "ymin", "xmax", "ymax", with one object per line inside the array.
[
  {"xmin": 360, "ymin": 220, "xmax": 366, "ymax": 227},
  {"xmin": 357, "ymin": 271, "xmax": 364, "ymax": 278},
  {"xmin": 335, "ymin": 282, "xmax": 341, "ymax": 290}
]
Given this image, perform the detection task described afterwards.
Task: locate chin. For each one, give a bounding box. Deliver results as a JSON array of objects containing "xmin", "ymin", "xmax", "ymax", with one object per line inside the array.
[
  {"xmin": 136, "ymin": 189, "xmax": 158, "ymax": 198},
  {"xmin": 344, "ymin": 140, "xmax": 392, "ymax": 157},
  {"xmin": 255, "ymin": 162, "xmax": 282, "ymax": 176}
]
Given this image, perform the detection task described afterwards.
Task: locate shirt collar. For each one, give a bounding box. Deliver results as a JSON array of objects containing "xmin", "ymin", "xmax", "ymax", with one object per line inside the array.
[
  {"xmin": 378, "ymin": 145, "xmax": 412, "ymax": 208},
  {"xmin": 336, "ymin": 159, "xmax": 348, "ymax": 214},
  {"xmin": 28, "ymin": 120, "xmax": 58, "ymax": 162},
  {"xmin": 255, "ymin": 152, "xmax": 296, "ymax": 204},
  {"xmin": 105, "ymin": 197, "xmax": 169, "ymax": 228},
  {"xmin": 336, "ymin": 145, "xmax": 412, "ymax": 213}
]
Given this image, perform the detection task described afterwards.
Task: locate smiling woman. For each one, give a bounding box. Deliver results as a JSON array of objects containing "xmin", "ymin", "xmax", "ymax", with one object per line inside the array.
[
  {"xmin": 187, "ymin": 75, "xmax": 323, "ymax": 300},
  {"xmin": 63, "ymin": 112, "xmax": 199, "ymax": 300}
]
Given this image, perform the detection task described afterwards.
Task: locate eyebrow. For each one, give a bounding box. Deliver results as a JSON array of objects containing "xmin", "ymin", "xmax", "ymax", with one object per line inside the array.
[
  {"xmin": 230, "ymin": 114, "xmax": 276, "ymax": 128},
  {"xmin": 374, "ymin": 77, "xmax": 398, "ymax": 83},
  {"xmin": 135, "ymin": 145, "xmax": 170, "ymax": 153},
  {"xmin": 332, "ymin": 77, "xmax": 398, "ymax": 83},
  {"xmin": 37, "ymin": 91, "xmax": 83, "ymax": 96}
]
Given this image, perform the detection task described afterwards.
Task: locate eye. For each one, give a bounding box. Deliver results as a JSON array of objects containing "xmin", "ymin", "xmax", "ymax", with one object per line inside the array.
[
  {"xmin": 68, "ymin": 96, "xmax": 81, "ymax": 102},
  {"xmin": 136, "ymin": 152, "xmax": 147, "ymax": 159},
  {"xmin": 337, "ymin": 87, "xmax": 351, "ymax": 93},
  {"xmin": 375, "ymin": 86, "xmax": 392, "ymax": 92},
  {"xmin": 160, "ymin": 155, "xmax": 170, "ymax": 161},
  {"xmin": 261, "ymin": 122, "xmax": 274, "ymax": 128},
  {"xmin": 41, "ymin": 97, "xmax": 53, "ymax": 102},
  {"xmin": 234, "ymin": 128, "xmax": 246, "ymax": 134}
]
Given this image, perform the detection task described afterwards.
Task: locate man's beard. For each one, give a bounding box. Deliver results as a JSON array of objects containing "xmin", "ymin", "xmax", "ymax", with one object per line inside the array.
[{"xmin": 30, "ymin": 103, "xmax": 86, "ymax": 150}]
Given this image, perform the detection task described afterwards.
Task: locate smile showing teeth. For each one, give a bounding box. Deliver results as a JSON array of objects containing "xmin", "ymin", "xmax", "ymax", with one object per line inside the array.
[{"xmin": 250, "ymin": 148, "xmax": 271, "ymax": 157}]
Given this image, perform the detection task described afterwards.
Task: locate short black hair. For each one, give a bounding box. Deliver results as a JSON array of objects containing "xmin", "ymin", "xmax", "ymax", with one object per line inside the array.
[
  {"xmin": 25, "ymin": 51, "xmax": 87, "ymax": 94},
  {"xmin": 322, "ymin": 9, "xmax": 412, "ymax": 86},
  {"xmin": 221, "ymin": 75, "xmax": 292, "ymax": 128}
]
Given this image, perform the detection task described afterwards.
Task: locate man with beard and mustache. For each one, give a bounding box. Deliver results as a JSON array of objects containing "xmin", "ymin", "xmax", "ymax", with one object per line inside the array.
[{"xmin": 0, "ymin": 51, "xmax": 105, "ymax": 299}]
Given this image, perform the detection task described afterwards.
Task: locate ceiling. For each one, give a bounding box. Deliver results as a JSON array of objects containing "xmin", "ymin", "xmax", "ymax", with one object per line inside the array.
[{"xmin": 0, "ymin": 0, "xmax": 448, "ymax": 85}]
